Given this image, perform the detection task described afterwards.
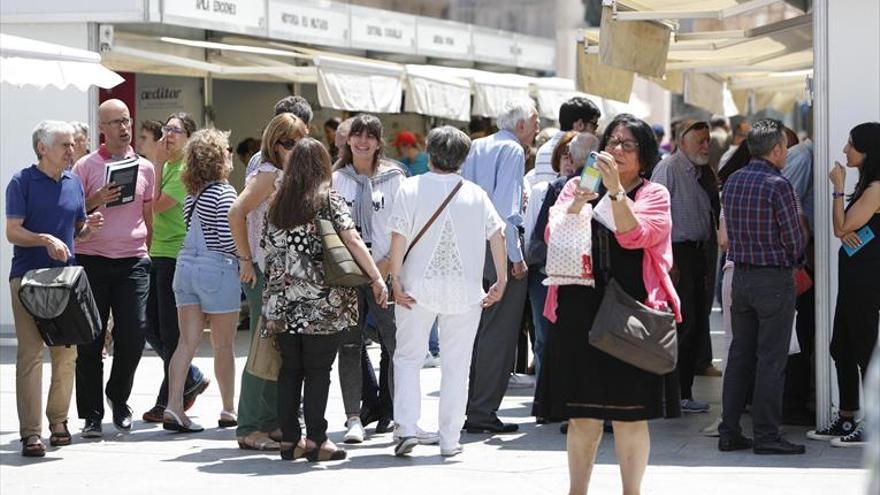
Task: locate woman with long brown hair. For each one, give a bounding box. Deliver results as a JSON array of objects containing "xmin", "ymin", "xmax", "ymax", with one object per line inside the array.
[
  {"xmin": 228, "ymin": 113, "xmax": 308, "ymax": 451},
  {"xmin": 262, "ymin": 137, "xmax": 387, "ymax": 462}
]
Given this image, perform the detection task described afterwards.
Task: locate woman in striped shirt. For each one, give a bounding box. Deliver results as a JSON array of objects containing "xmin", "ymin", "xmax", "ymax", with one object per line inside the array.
[{"xmin": 164, "ymin": 128, "xmax": 241, "ymax": 433}]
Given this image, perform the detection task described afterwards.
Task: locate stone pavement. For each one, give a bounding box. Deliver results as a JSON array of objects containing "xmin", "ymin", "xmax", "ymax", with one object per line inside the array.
[{"xmin": 0, "ymin": 311, "xmax": 869, "ymax": 495}]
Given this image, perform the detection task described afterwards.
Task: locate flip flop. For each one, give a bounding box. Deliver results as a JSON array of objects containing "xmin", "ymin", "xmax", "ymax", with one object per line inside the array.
[{"xmin": 238, "ymin": 433, "xmax": 280, "ymax": 451}]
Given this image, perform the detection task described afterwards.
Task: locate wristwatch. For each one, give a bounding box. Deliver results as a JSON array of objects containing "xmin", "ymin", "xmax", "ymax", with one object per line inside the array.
[{"xmin": 610, "ymin": 190, "xmax": 627, "ymax": 202}]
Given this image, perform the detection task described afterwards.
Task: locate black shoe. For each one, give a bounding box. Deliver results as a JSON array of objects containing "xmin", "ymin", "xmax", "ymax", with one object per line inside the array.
[
  {"xmin": 753, "ymin": 437, "xmax": 806, "ymax": 455},
  {"xmin": 107, "ymin": 398, "xmax": 132, "ymax": 431},
  {"xmin": 718, "ymin": 434, "xmax": 753, "ymax": 452},
  {"xmin": 374, "ymin": 415, "xmax": 393, "ymax": 434},
  {"xmin": 464, "ymin": 420, "xmax": 519, "ymax": 434},
  {"xmin": 359, "ymin": 404, "xmax": 383, "ymax": 428},
  {"xmin": 81, "ymin": 418, "xmax": 103, "ymax": 438}
]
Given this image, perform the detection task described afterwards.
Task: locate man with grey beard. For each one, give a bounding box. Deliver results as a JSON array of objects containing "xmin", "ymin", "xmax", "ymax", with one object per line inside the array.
[{"xmin": 651, "ymin": 120, "xmax": 721, "ymax": 414}]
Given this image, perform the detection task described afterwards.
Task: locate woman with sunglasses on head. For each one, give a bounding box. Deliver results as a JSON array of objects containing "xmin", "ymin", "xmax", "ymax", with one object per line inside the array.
[
  {"xmin": 141, "ymin": 113, "xmax": 211, "ymax": 424},
  {"xmin": 535, "ymin": 114, "xmax": 681, "ymax": 495},
  {"xmin": 228, "ymin": 113, "xmax": 308, "ymax": 450}
]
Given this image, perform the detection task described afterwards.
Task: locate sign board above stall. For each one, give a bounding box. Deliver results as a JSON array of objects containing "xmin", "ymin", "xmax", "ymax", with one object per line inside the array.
[
  {"xmin": 471, "ymin": 27, "xmax": 518, "ymax": 66},
  {"xmin": 349, "ymin": 5, "xmax": 416, "ymax": 54},
  {"xmin": 267, "ymin": 0, "xmax": 350, "ymax": 48},
  {"xmin": 415, "ymin": 18, "xmax": 471, "ymax": 60},
  {"xmin": 515, "ymin": 35, "xmax": 556, "ymax": 72},
  {"xmin": 163, "ymin": 0, "xmax": 266, "ymax": 36}
]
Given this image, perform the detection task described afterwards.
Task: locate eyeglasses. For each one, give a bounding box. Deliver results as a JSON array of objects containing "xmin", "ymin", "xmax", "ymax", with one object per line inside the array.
[
  {"xmin": 606, "ymin": 137, "xmax": 639, "ymax": 152},
  {"xmin": 277, "ymin": 139, "xmax": 297, "ymax": 150},
  {"xmin": 162, "ymin": 125, "xmax": 187, "ymax": 136},
  {"xmin": 585, "ymin": 120, "xmax": 599, "ymax": 133},
  {"xmin": 103, "ymin": 117, "xmax": 132, "ymax": 128}
]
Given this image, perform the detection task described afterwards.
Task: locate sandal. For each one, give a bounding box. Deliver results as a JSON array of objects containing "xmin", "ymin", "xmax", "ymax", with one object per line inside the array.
[
  {"xmin": 305, "ymin": 440, "xmax": 347, "ymax": 462},
  {"xmin": 280, "ymin": 439, "xmax": 311, "ymax": 460},
  {"xmin": 237, "ymin": 432, "xmax": 280, "ymax": 451},
  {"xmin": 49, "ymin": 421, "xmax": 72, "ymax": 447},
  {"xmin": 269, "ymin": 429, "xmax": 282, "ymax": 442},
  {"xmin": 21, "ymin": 435, "xmax": 45, "ymax": 458},
  {"xmin": 218, "ymin": 411, "xmax": 238, "ymax": 428},
  {"xmin": 163, "ymin": 409, "xmax": 204, "ymax": 433}
]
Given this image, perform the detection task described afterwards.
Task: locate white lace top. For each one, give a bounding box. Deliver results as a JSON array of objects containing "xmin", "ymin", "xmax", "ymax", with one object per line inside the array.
[
  {"xmin": 388, "ymin": 172, "xmax": 504, "ymax": 315},
  {"xmin": 244, "ymin": 162, "xmax": 283, "ymax": 270}
]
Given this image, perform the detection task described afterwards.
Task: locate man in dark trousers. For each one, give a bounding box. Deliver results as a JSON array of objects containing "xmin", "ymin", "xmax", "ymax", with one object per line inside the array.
[
  {"xmin": 652, "ymin": 120, "xmax": 721, "ymax": 413},
  {"xmin": 718, "ymin": 119, "xmax": 806, "ymax": 455}
]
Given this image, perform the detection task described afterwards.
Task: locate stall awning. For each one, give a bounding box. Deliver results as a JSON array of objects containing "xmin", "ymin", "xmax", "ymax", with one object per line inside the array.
[
  {"xmin": 315, "ymin": 56, "xmax": 403, "ymax": 114},
  {"xmin": 403, "ymin": 65, "xmax": 471, "ymax": 121},
  {"xmin": 0, "ymin": 33, "xmax": 123, "ymax": 90}
]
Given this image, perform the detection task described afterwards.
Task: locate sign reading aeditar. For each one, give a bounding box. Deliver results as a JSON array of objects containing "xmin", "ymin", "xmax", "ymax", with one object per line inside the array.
[
  {"xmin": 163, "ymin": 0, "xmax": 265, "ymax": 35},
  {"xmin": 139, "ymin": 86, "xmax": 183, "ymax": 109}
]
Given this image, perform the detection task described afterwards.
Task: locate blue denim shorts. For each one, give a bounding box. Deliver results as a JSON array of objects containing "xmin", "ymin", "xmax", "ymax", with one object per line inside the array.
[{"xmin": 173, "ymin": 253, "xmax": 241, "ymax": 314}]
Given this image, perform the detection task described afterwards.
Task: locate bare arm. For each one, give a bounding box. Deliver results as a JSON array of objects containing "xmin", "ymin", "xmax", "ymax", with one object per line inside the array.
[
  {"xmin": 5, "ymin": 217, "xmax": 70, "ymax": 262},
  {"xmin": 340, "ymin": 227, "xmax": 388, "ymax": 307},
  {"xmin": 834, "ymin": 182, "xmax": 880, "ymax": 236},
  {"xmin": 228, "ymin": 173, "xmax": 275, "ymax": 261},
  {"xmin": 482, "ymin": 228, "xmax": 508, "ymax": 308},
  {"xmin": 152, "ymin": 159, "xmax": 179, "ymax": 214}
]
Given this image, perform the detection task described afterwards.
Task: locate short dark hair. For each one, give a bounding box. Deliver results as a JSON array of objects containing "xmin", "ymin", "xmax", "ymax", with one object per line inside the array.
[
  {"xmin": 710, "ymin": 117, "xmax": 728, "ymax": 129},
  {"xmin": 164, "ymin": 112, "xmax": 197, "ymax": 137},
  {"xmin": 324, "ymin": 117, "xmax": 341, "ymax": 131},
  {"xmin": 236, "ymin": 137, "xmax": 260, "ymax": 158},
  {"xmin": 599, "ymin": 114, "xmax": 660, "ymax": 176},
  {"xmin": 140, "ymin": 119, "xmax": 163, "ymax": 141},
  {"xmin": 468, "ymin": 116, "xmax": 493, "ymax": 136},
  {"xmin": 274, "ymin": 95, "xmax": 313, "ymax": 124},
  {"xmin": 746, "ymin": 119, "xmax": 785, "ymax": 158},
  {"xmin": 425, "ymin": 126, "xmax": 471, "ymax": 173},
  {"xmin": 558, "ymin": 97, "xmax": 601, "ymax": 132}
]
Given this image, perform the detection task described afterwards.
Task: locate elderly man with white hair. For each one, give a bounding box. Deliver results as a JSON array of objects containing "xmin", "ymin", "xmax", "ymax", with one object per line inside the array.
[
  {"xmin": 461, "ymin": 97, "xmax": 538, "ymax": 434},
  {"xmin": 6, "ymin": 121, "xmax": 103, "ymax": 457}
]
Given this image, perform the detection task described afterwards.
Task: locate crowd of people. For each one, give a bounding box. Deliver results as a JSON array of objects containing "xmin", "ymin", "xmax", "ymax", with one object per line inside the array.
[{"xmin": 6, "ymin": 91, "xmax": 879, "ymax": 494}]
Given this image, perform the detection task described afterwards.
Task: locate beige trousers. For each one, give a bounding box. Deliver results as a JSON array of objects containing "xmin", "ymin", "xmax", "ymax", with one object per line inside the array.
[{"xmin": 10, "ymin": 278, "xmax": 77, "ymax": 438}]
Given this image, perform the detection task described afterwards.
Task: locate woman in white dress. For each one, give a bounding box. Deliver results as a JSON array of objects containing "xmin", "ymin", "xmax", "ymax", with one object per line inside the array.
[{"xmin": 388, "ymin": 126, "xmax": 508, "ymax": 457}]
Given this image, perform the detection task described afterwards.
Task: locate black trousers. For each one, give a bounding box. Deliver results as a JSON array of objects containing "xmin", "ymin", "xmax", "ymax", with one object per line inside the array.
[
  {"xmin": 830, "ymin": 287, "xmax": 880, "ymax": 411},
  {"xmin": 357, "ymin": 285, "xmax": 397, "ymax": 417},
  {"xmin": 783, "ymin": 286, "xmax": 815, "ymax": 415},
  {"xmin": 76, "ymin": 255, "xmax": 150, "ymax": 420},
  {"xmin": 720, "ymin": 266, "xmax": 796, "ymax": 444},
  {"xmin": 145, "ymin": 256, "xmax": 204, "ymax": 407},
  {"xmin": 672, "ymin": 242, "xmax": 713, "ymax": 400},
  {"xmin": 277, "ymin": 331, "xmax": 342, "ymax": 445}
]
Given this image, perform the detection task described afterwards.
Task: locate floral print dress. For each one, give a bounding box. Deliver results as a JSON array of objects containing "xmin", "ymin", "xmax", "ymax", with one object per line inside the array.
[{"xmin": 261, "ymin": 189, "xmax": 358, "ymax": 336}]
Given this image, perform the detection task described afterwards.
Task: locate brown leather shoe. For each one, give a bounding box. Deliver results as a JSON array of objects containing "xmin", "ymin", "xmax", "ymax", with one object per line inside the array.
[
  {"xmin": 697, "ymin": 365, "xmax": 723, "ymax": 377},
  {"xmin": 142, "ymin": 405, "xmax": 165, "ymax": 423}
]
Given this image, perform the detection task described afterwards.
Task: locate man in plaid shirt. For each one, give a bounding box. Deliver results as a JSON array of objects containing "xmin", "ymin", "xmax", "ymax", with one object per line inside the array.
[{"xmin": 718, "ymin": 119, "xmax": 807, "ymax": 456}]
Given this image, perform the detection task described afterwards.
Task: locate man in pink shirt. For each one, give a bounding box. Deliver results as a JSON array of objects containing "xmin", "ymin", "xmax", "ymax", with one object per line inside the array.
[{"xmin": 72, "ymin": 99, "xmax": 155, "ymax": 437}]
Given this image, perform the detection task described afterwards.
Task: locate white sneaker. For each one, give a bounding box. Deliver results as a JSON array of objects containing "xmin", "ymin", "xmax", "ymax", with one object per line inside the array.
[
  {"xmin": 701, "ymin": 417, "xmax": 721, "ymax": 437},
  {"xmin": 393, "ymin": 425, "xmax": 440, "ymax": 445},
  {"xmin": 441, "ymin": 444, "xmax": 463, "ymax": 457},
  {"xmin": 423, "ymin": 353, "xmax": 440, "ymax": 368},
  {"xmin": 343, "ymin": 418, "xmax": 365, "ymax": 444},
  {"xmin": 507, "ymin": 373, "xmax": 535, "ymax": 389}
]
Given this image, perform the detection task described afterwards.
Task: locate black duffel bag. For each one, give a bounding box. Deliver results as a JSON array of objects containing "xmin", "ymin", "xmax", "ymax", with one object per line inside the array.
[{"xmin": 18, "ymin": 266, "xmax": 101, "ymax": 346}]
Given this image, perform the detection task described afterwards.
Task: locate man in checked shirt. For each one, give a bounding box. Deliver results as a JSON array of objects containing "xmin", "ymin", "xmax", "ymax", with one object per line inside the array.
[{"xmin": 718, "ymin": 119, "xmax": 807, "ymax": 456}]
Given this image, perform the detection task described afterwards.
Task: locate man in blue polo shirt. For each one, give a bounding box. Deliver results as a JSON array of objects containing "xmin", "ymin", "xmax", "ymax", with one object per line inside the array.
[{"xmin": 6, "ymin": 120, "xmax": 103, "ymax": 457}]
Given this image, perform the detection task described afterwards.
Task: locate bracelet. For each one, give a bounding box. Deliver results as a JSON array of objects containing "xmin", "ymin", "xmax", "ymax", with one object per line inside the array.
[{"xmin": 832, "ymin": 192, "xmax": 845, "ymax": 199}]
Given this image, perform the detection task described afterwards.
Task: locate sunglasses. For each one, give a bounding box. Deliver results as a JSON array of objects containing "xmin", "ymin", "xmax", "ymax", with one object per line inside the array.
[{"xmin": 277, "ymin": 139, "xmax": 297, "ymax": 150}]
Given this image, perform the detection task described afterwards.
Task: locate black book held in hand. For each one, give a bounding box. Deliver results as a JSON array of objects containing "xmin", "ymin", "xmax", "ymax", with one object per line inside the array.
[{"xmin": 104, "ymin": 157, "xmax": 139, "ymax": 208}]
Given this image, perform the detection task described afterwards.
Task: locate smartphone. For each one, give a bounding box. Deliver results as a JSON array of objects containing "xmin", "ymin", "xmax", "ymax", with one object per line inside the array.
[{"xmin": 578, "ymin": 152, "xmax": 602, "ymax": 193}]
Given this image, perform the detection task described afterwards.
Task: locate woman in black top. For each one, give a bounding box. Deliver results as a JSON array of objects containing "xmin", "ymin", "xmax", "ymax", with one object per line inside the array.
[{"xmin": 811, "ymin": 122, "xmax": 880, "ymax": 447}]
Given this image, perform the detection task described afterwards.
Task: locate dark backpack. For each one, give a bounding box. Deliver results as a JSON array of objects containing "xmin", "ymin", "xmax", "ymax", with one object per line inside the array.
[{"xmin": 18, "ymin": 266, "xmax": 101, "ymax": 346}]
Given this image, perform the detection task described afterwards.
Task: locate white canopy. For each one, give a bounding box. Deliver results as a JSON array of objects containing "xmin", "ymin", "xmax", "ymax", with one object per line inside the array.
[
  {"xmin": 314, "ymin": 56, "xmax": 403, "ymax": 114},
  {"xmin": 0, "ymin": 33, "xmax": 124, "ymax": 91},
  {"xmin": 403, "ymin": 65, "xmax": 471, "ymax": 121}
]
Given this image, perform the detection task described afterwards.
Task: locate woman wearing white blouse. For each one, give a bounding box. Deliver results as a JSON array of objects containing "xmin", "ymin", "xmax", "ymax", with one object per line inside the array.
[{"xmin": 388, "ymin": 126, "xmax": 508, "ymax": 457}]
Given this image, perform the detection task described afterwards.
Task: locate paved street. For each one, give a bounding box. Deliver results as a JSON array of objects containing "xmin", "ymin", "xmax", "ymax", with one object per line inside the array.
[{"xmin": 0, "ymin": 310, "xmax": 868, "ymax": 495}]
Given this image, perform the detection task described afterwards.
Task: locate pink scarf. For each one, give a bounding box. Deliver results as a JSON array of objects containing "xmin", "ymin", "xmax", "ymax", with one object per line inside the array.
[{"xmin": 543, "ymin": 178, "xmax": 682, "ymax": 323}]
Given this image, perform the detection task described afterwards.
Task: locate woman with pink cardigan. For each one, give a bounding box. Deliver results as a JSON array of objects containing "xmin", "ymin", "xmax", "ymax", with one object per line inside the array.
[{"xmin": 533, "ymin": 114, "xmax": 681, "ymax": 495}]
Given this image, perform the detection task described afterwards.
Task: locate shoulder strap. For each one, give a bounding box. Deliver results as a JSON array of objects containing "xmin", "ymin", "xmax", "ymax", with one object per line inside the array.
[
  {"xmin": 404, "ymin": 181, "xmax": 464, "ymax": 260},
  {"xmin": 186, "ymin": 182, "xmax": 220, "ymax": 226}
]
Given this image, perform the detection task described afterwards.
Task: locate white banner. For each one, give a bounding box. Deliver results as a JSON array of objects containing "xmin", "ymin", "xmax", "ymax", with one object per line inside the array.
[
  {"xmin": 416, "ymin": 18, "xmax": 471, "ymax": 59},
  {"xmin": 268, "ymin": 0, "xmax": 349, "ymax": 48},
  {"xmin": 472, "ymin": 27, "xmax": 517, "ymax": 66},
  {"xmin": 163, "ymin": 0, "xmax": 266, "ymax": 35},
  {"xmin": 516, "ymin": 35, "xmax": 555, "ymax": 71},
  {"xmin": 315, "ymin": 56, "xmax": 403, "ymax": 113},
  {"xmin": 349, "ymin": 5, "xmax": 415, "ymax": 54}
]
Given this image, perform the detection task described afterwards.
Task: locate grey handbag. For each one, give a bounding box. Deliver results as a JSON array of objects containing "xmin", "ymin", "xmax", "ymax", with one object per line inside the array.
[
  {"xmin": 588, "ymin": 278, "xmax": 677, "ymax": 374},
  {"xmin": 587, "ymin": 226, "xmax": 677, "ymax": 375},
  {"xmin": 18, "ymin": 266, "xmax": 101, "ymax": 346}
]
